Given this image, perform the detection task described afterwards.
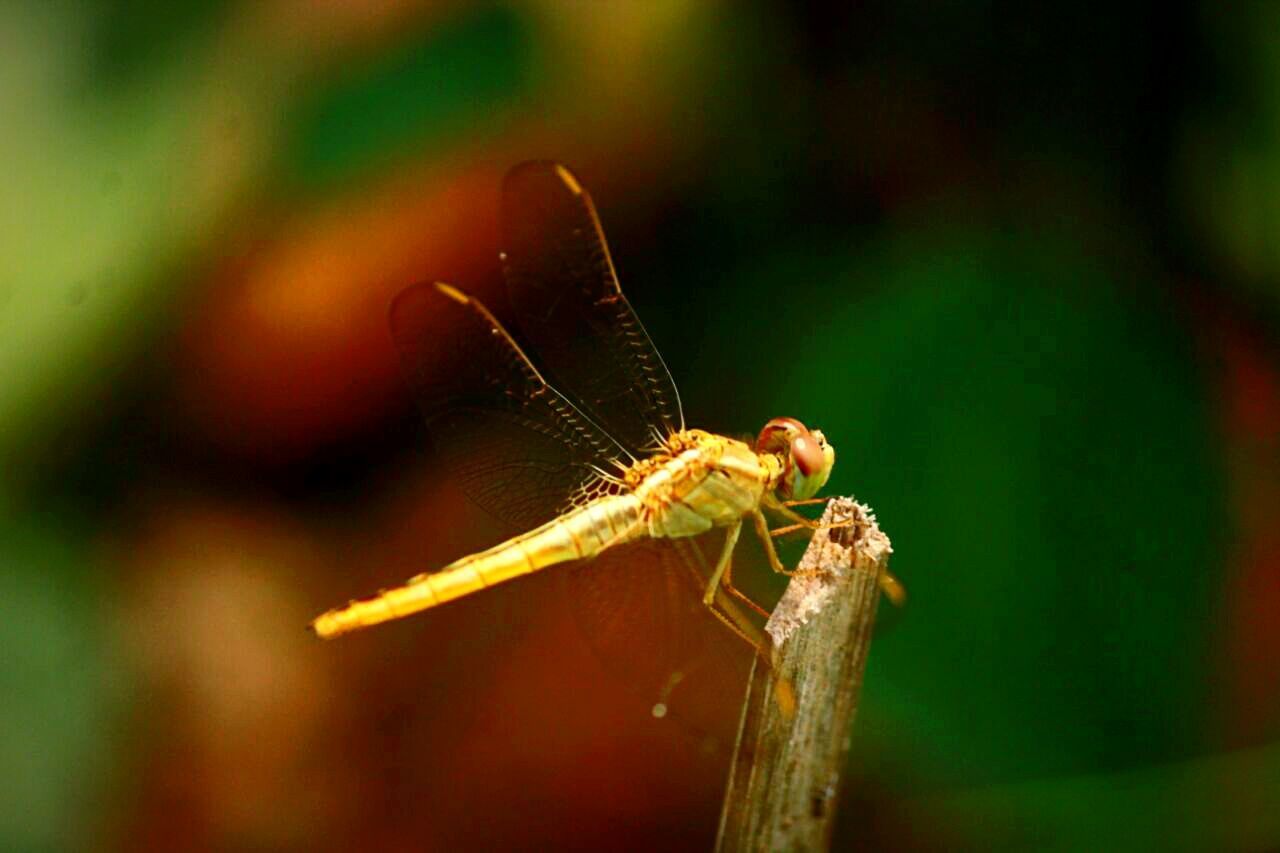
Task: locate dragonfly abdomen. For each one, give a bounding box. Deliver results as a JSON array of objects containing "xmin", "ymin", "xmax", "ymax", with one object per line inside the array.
[{"xmin": 312, "ymin": 493, "xmax": 643, "ymax": 638}]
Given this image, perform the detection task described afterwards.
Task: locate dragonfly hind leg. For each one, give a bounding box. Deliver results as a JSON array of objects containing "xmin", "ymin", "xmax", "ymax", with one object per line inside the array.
[
  {"xmin": 700, "ymin": 520, "xmax": 769, "ymax": 617},
  {"xmin": 721, "ymin": 560, "xmax": 770, "ymax": 619},
  {"xmin": 700, "ymin": 521, "xmax": 770, "ymax": 644},
  {"xmin": 699, "ymin": 520, "xmax": 797, "ymax": 719}
]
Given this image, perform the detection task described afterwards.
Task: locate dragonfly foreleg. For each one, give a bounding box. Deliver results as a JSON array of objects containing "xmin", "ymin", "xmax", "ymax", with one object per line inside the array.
[
  {"xmin": 771, "ymin": 501, "xmax": 855, "ymax": 532},
  {"xmin": 767, "ymin": 522, "xmax": 807, "ymax": 539},
  {"xmin": 781, "ymin": 497, "xmax": 829, "ymax": 507},
  {"xmin": 762, "ymin": 507, "xmax": 909, "ymax": 606}
]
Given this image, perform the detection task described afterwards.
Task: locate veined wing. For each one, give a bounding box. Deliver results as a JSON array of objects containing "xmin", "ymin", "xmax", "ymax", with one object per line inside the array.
[
  {"xmin": 389, "ymin": 281, "xmax": 627, "ymax": 533},
  {"xmin": 568, "ymin": 534, "xmax": 753, "ymax": 748},
  {"xmin": 501, "ymin": 161, "xmax": 684, "ymax": 456},
  {"xmin": 391, "ymin": 280, "xmax": 749, "ymax": 737}
]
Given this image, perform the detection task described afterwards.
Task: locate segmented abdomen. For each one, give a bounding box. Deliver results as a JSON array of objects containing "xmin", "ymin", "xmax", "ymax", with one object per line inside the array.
[{"xmin": 312, "ymin": 493, "xmax": 643, "ymax": 638}]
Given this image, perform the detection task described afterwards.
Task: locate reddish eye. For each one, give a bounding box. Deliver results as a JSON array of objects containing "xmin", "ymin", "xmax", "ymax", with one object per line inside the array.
[
  {"xmin": 756, "ymin": 416, "xmax": 809, "ymax": 453},
  {"xmin": 791, "ymin": 434, "xmax": 824, "ymax": 476}
]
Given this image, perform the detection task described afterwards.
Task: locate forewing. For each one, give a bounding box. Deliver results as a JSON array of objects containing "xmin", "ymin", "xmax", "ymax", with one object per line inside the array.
[
  {"xmin": 567, "ymin": 533, "xmax": 754, "ymax": 748},
  {"xmin": 501, "ymin": 161, "xmax": 684, "ymax": 456},
  {"xmin": 390, "ymin": 282, "xmax": 627, "ymax": 532}
]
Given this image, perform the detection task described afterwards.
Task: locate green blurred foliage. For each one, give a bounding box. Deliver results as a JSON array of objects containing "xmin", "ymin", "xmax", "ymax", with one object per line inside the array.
[
  {"xmin": 0, "ymin": 1, "xmax": 272, "ymax": 501},
  {"xmin": 1183, "ymin": 4, "xmax": 1280, "ymax": 306},
  {"xmin": 691, "ymin": 232, "xmax": 1224, "ymax": 786},
  {"xmin": 88, "ymin": 0, "xmax": 232, "ymax": 85},
  {"xmin": 927, "ymin": 739, "xmax": 1280, "ymax": 850},
  {"xmin": 0, "ymin": 519, "xmax": 119, "ymax": 852},
  {"xmin": 282, "ymin": 6, "xmax": 535, "ymax": 192}
]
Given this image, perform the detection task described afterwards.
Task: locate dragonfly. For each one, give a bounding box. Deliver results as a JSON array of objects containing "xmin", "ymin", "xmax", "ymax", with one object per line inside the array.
[{"xmin": 312, "ymin": 161, "xmax": 901, "ymax": 723}]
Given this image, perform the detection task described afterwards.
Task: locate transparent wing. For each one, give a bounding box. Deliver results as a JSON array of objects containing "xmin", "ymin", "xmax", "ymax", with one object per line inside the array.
[
  {"xmin": 501, "ymin": 161, "xmax": 684, "ymax": 456},
  {"xmin": 567, "ymin": 533, "xmax": 754, "ymax": 748},
  {"xmin": 389, "ymin": 281, "xmax": 628, "ymax": 532},
  {"xmin": 391, "ymin": 282, "xmax": 750, "ymax": 737}
]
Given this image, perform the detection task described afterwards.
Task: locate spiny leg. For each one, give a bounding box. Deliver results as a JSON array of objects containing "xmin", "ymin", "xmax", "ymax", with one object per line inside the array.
[
  {"xmin": 703, "ymin": 588, "xmax": 764, "ymax": 653},
  {"xmin": 702, "ymin": 581, "xmax": 796, "ymax": 720},
  {"xmin": 702, "ymin": 520, "xmax": 742, "ymax": 606},
  {"xmin": 721, "ymin": 555, "xmax": 770, "ymax": 619},
  {"xmin": 699, "ymin": 519, "xmax": 769, "ymax": 618},
  {"xmin": 698, "ymin": 525, "xmax": 798, "ymax": 720},
  {"xmin": 699, "ymin": 521, "xmax": 771, "ymax": 648},
  {"xmin": 782, "ymin": 497, "xmax": 829, "ymax": 507},
  {"xmin": 752, "ymin": 509, "xmax": 797, "ymax": 576},
  {"xmin": 766, "ymin": 507, "xmax": 909, "ymax": 605},
  {"xmin": 752, "ymin": 508, "xmax": 849, "ymax": 582},
  {"xmin": 768, "ymin": 521, "xmax": 807, "ymax": 539},
  {"xmin": 768, "ymin": 516, "xmax": 858, "ymax": 539},
  {"xmin": 703, "ymin": 600, "xmax": 758, "ymax": 649},
  {"xmin": 772, "ymin": 501, "xmax": 855, "ymax": 532},
  {"xmin": 675, "ymin": 535, "xmax": 752, "ymax": 627}
]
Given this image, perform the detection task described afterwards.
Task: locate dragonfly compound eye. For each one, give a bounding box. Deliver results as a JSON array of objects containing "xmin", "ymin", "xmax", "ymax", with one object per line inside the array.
[
  {"xmin": 755, "ymin": 416, "xmax": 809, "ymax": 454},
  {"xmin": 790, "ymin": 434, "xmax": 825, "ymax": 476}
]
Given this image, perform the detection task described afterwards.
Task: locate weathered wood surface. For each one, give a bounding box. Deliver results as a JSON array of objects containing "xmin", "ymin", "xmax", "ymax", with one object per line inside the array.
[{"xmin": 716, "ymin": 497, "xmax": 891, "ymax": 853}]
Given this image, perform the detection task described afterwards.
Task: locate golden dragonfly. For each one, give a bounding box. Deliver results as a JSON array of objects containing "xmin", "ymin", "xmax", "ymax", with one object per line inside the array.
[{"xmin": 312, "ymin": 161, "xmax": 901, "ymax": 721}]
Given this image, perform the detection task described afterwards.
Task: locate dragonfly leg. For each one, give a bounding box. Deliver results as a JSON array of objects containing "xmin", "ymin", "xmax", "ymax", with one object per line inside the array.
[
  {"xmin": 752, "ymin": 509, "xmax": 800, "ymax": 576},
  {"xmin": 764, "ymin": 507, "xmax": 909, "ymax": 605},
  {"xmin": 762, "ymin": 504, "xmax": 906, "ymax": 604},
  {"xmin": 702, "ymin": 580, "xmax": 796, "ymax": 720},
  {"xmin": 772, "ymin": 502, "xmax": 855, "ymax": 532},
  {"xmin": 878, "ymin": 570, "xmax": 908, "ymax": 606},
  {"xmin": 721, "ymin": 559, "xmax": 770, "ymax": 619},
  {"xmin": 782, "ymin": 497, "xmax": 829, "ymax": 507},
  {"xmin": 702, "ymin": 521, "xmax": 742, "ymax": 606},
  {"xmin": 700, "ymin": 520, "xmax": 770, "ymax": 617},
  {"xmin": 704, "ymin": 593, "xmax": 767, "ymax": 653},
  {"xmin": 698, "ymin": 522, "xmax": 771, "ymax": 646},
  {"xmin": 697, "ymin": 539, "xmax": 797, "ymax": 720}
]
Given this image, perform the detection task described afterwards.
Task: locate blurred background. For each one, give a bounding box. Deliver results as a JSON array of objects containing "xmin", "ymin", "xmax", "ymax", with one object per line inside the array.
[{"xmin": 3, "ymin": 1, "xmax": 1279, "ymax": 850}]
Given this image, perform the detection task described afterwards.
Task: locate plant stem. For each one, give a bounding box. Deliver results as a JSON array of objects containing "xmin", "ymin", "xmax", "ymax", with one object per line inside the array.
[{"xmin": 715, "ymin": 497, "xmax": 891, "ymax": 852}]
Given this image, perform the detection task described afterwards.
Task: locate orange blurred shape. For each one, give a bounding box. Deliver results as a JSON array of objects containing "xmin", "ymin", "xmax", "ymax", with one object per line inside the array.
[
  {"xmin": 108, "ymin": 500, "xmax": 351, "ymax": 849},
  {"xmin": 177, "ymin": 162, "xmax": 501, "ymax": 463}
]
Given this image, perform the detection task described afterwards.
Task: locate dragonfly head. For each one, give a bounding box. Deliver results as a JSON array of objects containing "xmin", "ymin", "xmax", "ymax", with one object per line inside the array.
[{"xmin": 755, "ymin": 417, "xmax": 834, "ymax": 500}]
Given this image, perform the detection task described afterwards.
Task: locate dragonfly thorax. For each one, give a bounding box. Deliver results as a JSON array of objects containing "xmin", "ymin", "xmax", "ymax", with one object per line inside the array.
[
  {"xmin": 622, "ymin": 430, "xmax": 774, "ymax": 538},
  {"xmin": 621, "ymin": 429, "xmax": 711, "ymax": 490}
]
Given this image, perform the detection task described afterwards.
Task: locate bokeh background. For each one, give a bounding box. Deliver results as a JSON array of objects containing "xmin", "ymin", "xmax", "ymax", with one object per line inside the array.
[{"xmin": 4, "ymin": 1, "xmax": 1280, "ymax": 850}]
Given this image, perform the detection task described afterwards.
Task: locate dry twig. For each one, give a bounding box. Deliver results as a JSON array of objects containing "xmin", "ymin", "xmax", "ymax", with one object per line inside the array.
[{"xmin": 716, "ymin": 497, "xmax": 892, "ymax": 852}]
